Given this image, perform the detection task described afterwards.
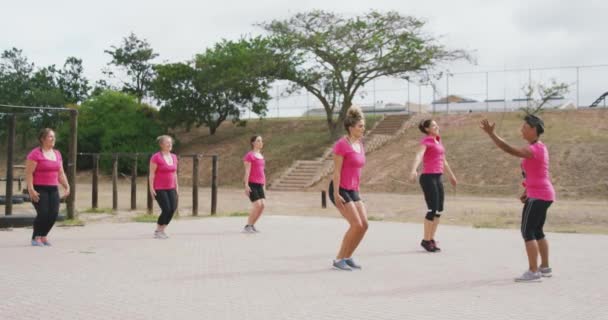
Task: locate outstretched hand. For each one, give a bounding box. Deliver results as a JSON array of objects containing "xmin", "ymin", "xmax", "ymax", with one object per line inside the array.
[{"xmin": 479, "ymin": 119, "xmax": 496, "ymax": 135}]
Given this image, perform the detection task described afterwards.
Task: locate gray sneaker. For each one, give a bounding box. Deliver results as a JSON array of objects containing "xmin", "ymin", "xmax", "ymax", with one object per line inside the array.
[
  {"xmin": 515, "ymin": 270, "xmax": 542, "ymax": 282},
  {"xmin": 332, "ymin": 259, "xmax": 352, "ymax": 271},
  {"xmin": 243, "ymin": 225, "xmax": 254, "ymax": 233},
  {"xmin": 160, "ymin": 232, "xmax": 169, "ymax": 239},
  {"xmin": 154, "ymin": 231, "xmax": 164, "ymax": 239},
  {"xmin": 539, "ymin": 267, "xmax": 552, "ymax": 278},
  {"xmin": 251, "ymin": 225, "xmax": 260, "ymax": 233},
  {"xmin": 344, "ymin": 258, "xmax": 362, "ymax": 270}
]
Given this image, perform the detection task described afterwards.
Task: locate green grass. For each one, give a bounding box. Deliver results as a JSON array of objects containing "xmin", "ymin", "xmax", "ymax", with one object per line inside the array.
[
  {"xmin": 368, "ymin": 216, "xmax": 384, "ymax": 221},
  {"xmin": 82, "ymin": 207, "xmax": 114, "ymax": 214},
  {"xmin": 58, "ymin": 219, "xmax": 85, "ymax": 227},
  {"xmin": 133, "ymin": 214, "xmax": 159, "ymax": 223},
  {"xmin": 228, "ymin": 211, "xmax": 249, "ymax": 217}
]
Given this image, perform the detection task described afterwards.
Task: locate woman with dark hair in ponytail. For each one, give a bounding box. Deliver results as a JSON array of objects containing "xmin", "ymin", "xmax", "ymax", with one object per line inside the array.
[
  {"xmin": 243, "ymin": 135, "xmax": 266, "ymax": 233},
  {"xmin": 329, "ymin": 106, "xmax": 368, "ymax": 271},
  {"xmin": 25, "ymin": 128, "xmax": 70, "ymax": 246},
  {"xmin": 481, "ymin": 114, "xmax": 555, "ymax": 282},
  {"xmin": 409, "ymin": 119, "xmax": 457, "ymax": 252}
]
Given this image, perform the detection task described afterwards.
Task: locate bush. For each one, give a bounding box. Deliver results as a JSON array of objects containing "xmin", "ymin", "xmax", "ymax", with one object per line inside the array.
[{"xmin": 60, "ymin": 91, "xmax": 166, "ymax": 174}]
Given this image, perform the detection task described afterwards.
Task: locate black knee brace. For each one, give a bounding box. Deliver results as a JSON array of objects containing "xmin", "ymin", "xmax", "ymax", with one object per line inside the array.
[
  {"xmin": 435, "ymin": 213, "xmax": 441, "ymax": 218},
  {"xmin": 425, "ymin": 210, "xmax": 436, "ymax": 221}
]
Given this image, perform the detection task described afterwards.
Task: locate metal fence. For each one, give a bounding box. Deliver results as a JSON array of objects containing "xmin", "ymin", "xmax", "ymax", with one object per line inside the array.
[{"xmin": 252, "ymin": 64, "xmax": 608, "ymax": 118}]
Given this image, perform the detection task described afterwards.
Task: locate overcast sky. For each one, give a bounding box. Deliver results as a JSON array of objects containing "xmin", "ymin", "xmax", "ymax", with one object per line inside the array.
[{"xmin": 2, "ymin": 0, "xmax": 607, "ymax": 111}]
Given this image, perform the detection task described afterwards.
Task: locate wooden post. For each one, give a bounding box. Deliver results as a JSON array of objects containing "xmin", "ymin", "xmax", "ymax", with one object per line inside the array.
[
  {"xmin": 112, "ymin": 154, "xmax": 118, "ymax": 212},
  {"xmin": 321, "ymin": 190, "xmax": 327, "ymax": 209},
  {"xmin": 131, "ymin": 154, "xmax": 137, "ymax": 210},
  {"xmin": 92, "ymin": 154, "xmax": 99, "ymax": 209},
  {"xmin": 66, "ymin": 109, "xmax": 78, "ymax": 219},
  {"xmin": 211, "ymin": 155, "xmax": 218, "ymax": 215},
  {"xmin": 5, "ymin": 114, "xmax": 16, "ymax": 216},
  {"xmin": 147, "ymin": 168, "xmax": 153, "ymax": 214},
  {"xmin": 192, "ymin": 155, "xmax": 199, "ymax": 216}
]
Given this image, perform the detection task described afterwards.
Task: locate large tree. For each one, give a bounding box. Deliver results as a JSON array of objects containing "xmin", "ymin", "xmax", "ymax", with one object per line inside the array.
[
  {"xmin": 153, "ymin": 38, "xmax": 273, "ymax": 135},
  {"xmin": 0, "ymin": 49, "xmax": 90, "ymax": 146},
  {"xmin": 58, "ymin": 57, "xmax": 90, "ymax": 104},
  {"xmin": 104, "ymin": 33, "xmax": 158, "ymax": 103},
  {"xmin": 260, "ymin": 10, "xmax": 468, "ymax": 136}
]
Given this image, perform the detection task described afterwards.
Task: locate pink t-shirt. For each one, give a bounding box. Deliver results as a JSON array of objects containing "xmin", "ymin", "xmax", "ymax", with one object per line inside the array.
[
  {"xmin": 151, "ymin": 152, "xmax": 178, "ymax": 190},
  {"xmin": 243, "ymin": 151, "xmax": 266, "ymax": 184},
  {"xmin": 27, "ymin": 148, "xmax": 62, "ymax": 186},
  {"xmin": 521, "ymin": 142, "xmax": 555, "ymax": 201},
  {"xmin": 421, "ymin": 135, "xmax": 445, "ymax": 174},
  {"xmin": 334, "ymin": 137, "xmax": 366, "ymax": 191}
]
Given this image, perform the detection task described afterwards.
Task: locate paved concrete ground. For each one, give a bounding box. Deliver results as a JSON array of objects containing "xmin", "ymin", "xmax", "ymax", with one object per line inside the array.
[{"xmin": 1, "ymin": 216, "xmax": 606, "ymax": 320}]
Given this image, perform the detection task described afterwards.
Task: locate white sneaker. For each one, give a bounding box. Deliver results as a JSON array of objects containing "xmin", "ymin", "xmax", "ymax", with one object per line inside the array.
[
  {"xmin": 539, "ymin": 267, "xmax": 552, "ymax": 278},
  {"xmin": 515, "ymin": 270, "xmax": 542, "ymax": 282}
]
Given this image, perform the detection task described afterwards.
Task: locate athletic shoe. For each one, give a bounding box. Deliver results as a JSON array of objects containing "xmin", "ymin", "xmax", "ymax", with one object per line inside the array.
[
  {"xmin": 539, "ymin": 267, "xmax": 552, "ymax": 278},
  {"xmin": 514, "ymin": 270, "xmax": 542, "ymax": 282},
  {"xmin": 251, "ymin": 225, "xmax": 260, "ymax": 233},
  {"xmin": 420, "ymin": 240, "xmax": 436, "ymax": 252},
  {"xmin": 160, "ymin": 232, "xmax": 169, "ymax": 239},
  {"xmin": 154, "ymin": 231, "xmax": 164, "ymax": 239},
  {"xmin": 430, "ymin": 239, "xmax": 441, "ymax": 252},
  {"xmin": 344, "ymin": 258, "xmax": 362, "ymax": 270},
  {"xmin": 31, "ymin": 239, "xmax": 44, "ymax": 247},
  {"xmin": 41, "ymin": 240, "xmax": 52, "ymax": 247},
  {"xmin": 242, "ymin": 225, "xmax": 254, "ymax": 233},
  {"xmin": 332, "ymin": 259, "xmax": 352, "ymax": 271}
]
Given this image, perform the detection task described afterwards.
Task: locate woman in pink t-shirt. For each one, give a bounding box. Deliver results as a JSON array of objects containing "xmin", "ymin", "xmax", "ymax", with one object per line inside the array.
[
  {"xmin": 242, "ymin": 135, "xmax": 266, "ymax": 233},
  {"xmin": 409, "ymin": 119, "xmax": 457, "ymax": 252},
  {"xmin": 481, "ymin": 114, "xmax": 555, "ymax": 282},
  {"xmin": 149, "ymin": 135, "xmax": 179, "ymax": 239},
  {"xmin": 25, "ymin": 128, "xmax": 70, "ymax": 246},
  {"xmin": 329, "ymin": 106, "xmax": 368, "ymax": 271}
]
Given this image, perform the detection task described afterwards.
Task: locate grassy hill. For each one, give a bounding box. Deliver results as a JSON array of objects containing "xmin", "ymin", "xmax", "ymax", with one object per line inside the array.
[{"xmin": 343, "ymin": 109, "xmax": 608, "ymax": 200}]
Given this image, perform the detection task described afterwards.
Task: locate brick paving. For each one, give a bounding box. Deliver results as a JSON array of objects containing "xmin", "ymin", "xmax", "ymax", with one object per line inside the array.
[{"xmin": 1, "ymin": 216, "xmax": 606, "ymax": 319}]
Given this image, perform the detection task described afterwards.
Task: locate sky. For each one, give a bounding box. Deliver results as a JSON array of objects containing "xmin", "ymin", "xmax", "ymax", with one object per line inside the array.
[{"xmin": 1, "ymin": 0, "xmax": 607, "ymax": 113}]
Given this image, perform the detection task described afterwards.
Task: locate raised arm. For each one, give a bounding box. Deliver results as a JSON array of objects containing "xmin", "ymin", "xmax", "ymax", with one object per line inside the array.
[{"xmin": 480, "ymin": 119, "xmax": 533, "ymax": 159}]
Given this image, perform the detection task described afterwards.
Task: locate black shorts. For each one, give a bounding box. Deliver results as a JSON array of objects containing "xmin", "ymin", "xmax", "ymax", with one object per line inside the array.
[
  {"xmin": 419, "ymin": 174, "xmax": 444, "ymax": 212},
  {"xmin": 328, "ymin": 181, "xmax": 361, "ymax": 205},
  {"xmin": 521, "ymin": 198, "xmax": 552, "ymax": 241},
  {"xmin": 248, "ymin": 182, "xmax": 265, "ymax": 202}
]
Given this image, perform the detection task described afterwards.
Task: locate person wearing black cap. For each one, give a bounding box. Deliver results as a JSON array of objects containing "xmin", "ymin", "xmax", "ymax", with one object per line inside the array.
[{"xmin": 480, "ymin": 114, "xmax": 555, "ymax": 282}]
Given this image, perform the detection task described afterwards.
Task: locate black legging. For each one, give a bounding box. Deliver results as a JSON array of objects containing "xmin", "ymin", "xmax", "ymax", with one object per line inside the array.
[
  {"xmin": 155, "ymin": 189, "xmax": 177, "ymax": 225},
  {"xmin": 32, "ymin": 185, "xmax": 60, "ymax": 239}
]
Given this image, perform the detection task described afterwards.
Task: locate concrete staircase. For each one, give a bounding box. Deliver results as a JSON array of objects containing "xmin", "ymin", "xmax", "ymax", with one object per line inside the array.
[{"xmin": 270, "ymin": 114, "xmax": 415, "ymax": 191}]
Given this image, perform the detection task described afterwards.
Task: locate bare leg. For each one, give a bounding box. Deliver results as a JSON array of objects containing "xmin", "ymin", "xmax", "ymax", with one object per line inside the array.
[
  {"xmin": 430, "ymin": 217, "xmax": 440, "ymax": 240},
  {"xmin": 346, "ymin": 201, "xmax": 369, "ymax": 257},
  {"xmin": 537, "ymin": 238, "xmax": 549, "ymax": 268},
  {"xmin": 525, "ymin": 240, "xmax": 540, "ymax": 272},
  {"xmin": 251, "ymin": 200, "xmax": 265, "ymax": 225},
  {"xmin": 423, "ymin": 220, "xmax": 433, "ymax": 241},
  {"xmin": 335, "ymin": 202, "xmax": 364, "ymax": 260}
]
